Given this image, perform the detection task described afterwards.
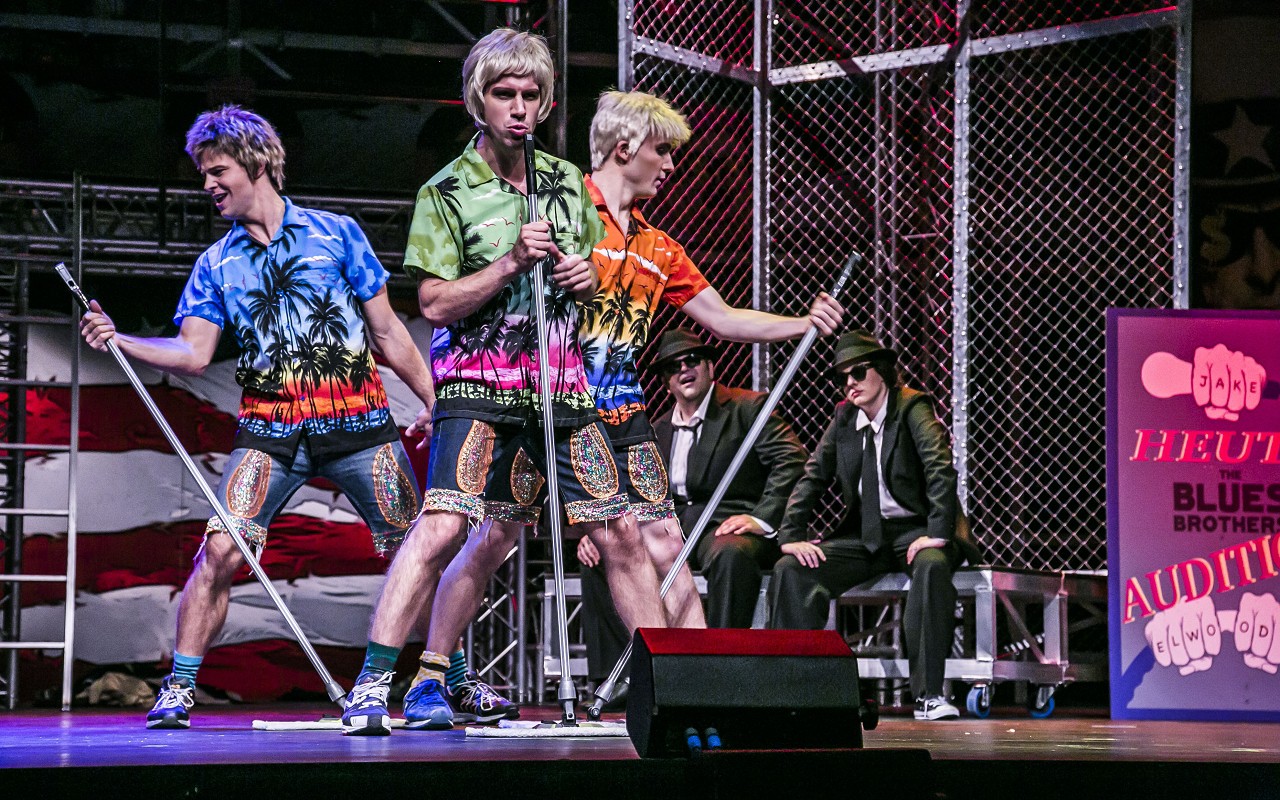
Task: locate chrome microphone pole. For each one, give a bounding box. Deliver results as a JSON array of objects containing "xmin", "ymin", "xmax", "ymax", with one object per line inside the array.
[{"xmin": 523, "ymin": 135, "xmax": 578, "ymax": 726}]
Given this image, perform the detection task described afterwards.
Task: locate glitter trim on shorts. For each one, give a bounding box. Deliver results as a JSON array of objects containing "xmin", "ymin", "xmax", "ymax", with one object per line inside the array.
[
  {"xmin": 566, "ymin": 493, "xmax": 628, "ymax": 525},
  {"xmin": 630, "ymin": 498, "xmax": 676, "ymax": 522},
  {"xmin": 371, "ymin": 529, "xmax": 404, "ymax": 557},
  {"xmin": 226, "ymin": 449, "xmax": 271, "ymax": 517},
  {"xmin": 422, "ymin": 488, "xmax": 485, "ymax": 520},
  {"xmin": 456, "ymin": 420, "xmax": 495, "ymax": 495},
  {"xmin": 373, "ymin": 443, "xmax": 419, "ymax": 529},
  {"xmin": 510, "ymin": 447, "xmax": 545, "ymax": 505},
  {"xmin": 570, "ymin": 424, "xmax": 619, "ymax": 499},
  {"xmin": 205, "ymin": 515, "xmax": 269, "ymax": 546},
  {"xmin": 487, "ymin": 501, "xmax": 541, "ymax": 525},
  {"xmin": 627, "ymin": 441, "xmax": 669, "ymax": 503}
]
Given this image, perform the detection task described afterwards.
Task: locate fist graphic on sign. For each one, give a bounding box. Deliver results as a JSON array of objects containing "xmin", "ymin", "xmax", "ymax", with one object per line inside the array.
[
  {"xmin": 1192, "ymin": 345, "xmax": 1265, "ymax": 421},
  {"xmin": 1144, "ymin": 596, "xmax": 1224, "ymax": 676},
  {"xmin": 1234, "ymin": 592, "xmax": 1280, "ymax": 675},
  {"xmin": 1141, "ymin": 345, "xmax": 1268, "ymax": 421}
]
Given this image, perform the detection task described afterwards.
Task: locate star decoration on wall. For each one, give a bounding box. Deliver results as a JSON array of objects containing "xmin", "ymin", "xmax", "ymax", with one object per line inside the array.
[{"xmin": 1213, "ymin": 104, "xmax": 1275, "ymax": 175}]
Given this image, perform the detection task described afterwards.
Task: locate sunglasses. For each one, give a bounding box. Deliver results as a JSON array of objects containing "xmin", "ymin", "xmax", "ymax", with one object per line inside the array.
[
  {"xmin": 840, "ymin": 363, "xmax": 872, "ymax": 382},
  {"xmin": 663, "ymin": 354, "xmax": 706, "ymax": 376}
]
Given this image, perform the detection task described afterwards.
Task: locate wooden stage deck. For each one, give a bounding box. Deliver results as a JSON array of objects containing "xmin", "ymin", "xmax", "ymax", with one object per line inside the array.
[{"xmin": 2, "ymin": 704, "xmax": 1277, "ymax": 799}]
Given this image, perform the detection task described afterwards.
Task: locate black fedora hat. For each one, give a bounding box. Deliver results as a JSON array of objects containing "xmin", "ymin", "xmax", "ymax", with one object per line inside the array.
[
  {"xmin": 832, "ymin": 329, "xmax": 896, "ymax": 374},
  {"xmin": 652, "ymin": 326, "xmax": 716, "ymax": 371}
]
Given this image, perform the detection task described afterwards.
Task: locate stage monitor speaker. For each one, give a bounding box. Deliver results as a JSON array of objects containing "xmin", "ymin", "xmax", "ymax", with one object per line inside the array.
[{"xmin": 625, "ymin": 627, "xmax": 866, "ymax": 758}]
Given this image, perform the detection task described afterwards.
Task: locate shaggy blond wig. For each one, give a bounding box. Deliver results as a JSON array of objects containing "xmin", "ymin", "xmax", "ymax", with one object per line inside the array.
[
  {"xmin": 589, "ymin": 91, "xmax": 691, "ymax": 170},
  {"xmin": 462, "ymin": 28, "xmax": 554, "ymax": 129}
]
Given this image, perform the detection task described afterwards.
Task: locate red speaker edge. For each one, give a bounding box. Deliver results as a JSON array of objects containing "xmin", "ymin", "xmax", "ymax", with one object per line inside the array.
[{"xmin": 634, "ymin": 627, "xmax": 853, "ymax": 658}]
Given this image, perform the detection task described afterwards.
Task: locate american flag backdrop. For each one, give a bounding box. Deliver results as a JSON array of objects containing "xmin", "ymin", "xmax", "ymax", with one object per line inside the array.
[{"xmin": 15, "ymin": 317, "xmax": 434, "ymax": 701}]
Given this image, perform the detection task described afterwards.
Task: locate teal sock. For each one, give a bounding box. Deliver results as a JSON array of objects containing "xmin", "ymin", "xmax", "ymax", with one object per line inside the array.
[
  {"xmin": 446, "ymin": 650, "xmax": 468, "ymax": 689},
  {"xmin": 361, "ymin": 641, "xmax": 401, "ymax": 676},
  {"xmin": 172, "ymin": 652, "xmax": 202, "ymax": 685}
]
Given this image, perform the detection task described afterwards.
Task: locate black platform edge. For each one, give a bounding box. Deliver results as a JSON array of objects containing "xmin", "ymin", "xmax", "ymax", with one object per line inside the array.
[{"xmin": 2, "ymin": 749, "xmax": 934, "ymax": 800}]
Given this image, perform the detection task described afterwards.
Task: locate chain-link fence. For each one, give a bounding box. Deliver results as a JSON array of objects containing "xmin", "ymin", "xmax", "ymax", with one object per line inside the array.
[{"xmin": 624, "ymin": 0, "xmax": 1182, "ymax": 571}]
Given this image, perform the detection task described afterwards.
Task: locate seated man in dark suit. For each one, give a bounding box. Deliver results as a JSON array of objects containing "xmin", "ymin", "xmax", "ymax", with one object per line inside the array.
[
  {"xmin": 768, "ymin": 328, "xmax": 962, "ymax": 721},
  {"xmin": 578, "ymin": 328, "xmax": 808, "ymax": 681}
]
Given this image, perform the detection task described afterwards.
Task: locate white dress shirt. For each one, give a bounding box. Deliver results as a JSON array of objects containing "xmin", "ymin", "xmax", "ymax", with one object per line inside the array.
[
  {"xmin": 854, "ymin": 400, "xmax": 913, "ymax": 519},
  {"xmin": 669, "ymin": 385, "xmax": 774, "ymax": 535}
]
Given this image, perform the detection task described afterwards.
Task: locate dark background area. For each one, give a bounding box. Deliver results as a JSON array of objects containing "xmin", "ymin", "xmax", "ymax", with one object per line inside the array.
[
  {"xmin": 1, "ymin": 1, "xmax": 620, "ymax": 189},
  {"xmin": 1, "ymin": 0, "xmax": 621, "ymax": 326}
]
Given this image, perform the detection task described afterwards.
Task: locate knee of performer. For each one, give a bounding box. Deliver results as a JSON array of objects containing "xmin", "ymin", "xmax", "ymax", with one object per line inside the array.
[
  {"xmin": 403, "ymin": 515, "xmax": 467, "ymax": 566},
  {"xmin": 911, "ymin": 546, "xmax": 952, "ymax": 579},
  {"xmin": 196, "ymin": 533, "xmax": 245, "ymax": 581},
  {"xmin": 775, "ymin": 554, "xmax": 802, "ymax": 573},
  {"xmin": 586, "ymin": 522, "xmax": 647, "ymax": 566}
]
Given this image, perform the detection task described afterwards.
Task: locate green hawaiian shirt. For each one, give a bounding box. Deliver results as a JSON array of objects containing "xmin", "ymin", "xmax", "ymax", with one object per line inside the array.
[{"xmin": 404, "ymin": 134, "xmax": 605, "ymax": 426}]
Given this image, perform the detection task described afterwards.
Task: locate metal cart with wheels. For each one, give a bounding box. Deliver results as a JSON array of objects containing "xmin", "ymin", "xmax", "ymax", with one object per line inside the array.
[{"xmin": 832, "ymin": 567, "xmax": 1107, "ymax": 717}]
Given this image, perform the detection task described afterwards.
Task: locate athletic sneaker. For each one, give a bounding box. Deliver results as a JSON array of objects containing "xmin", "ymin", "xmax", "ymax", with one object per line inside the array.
[
  {"xmin": 341, "ymin": 671, "xmax": 394, "ymax": 736},
  {"xmin": 445, "ymin": 671, "xmax": 519, "ymax": 723},
  {"xmin": 402, "ymin": 678, "xmax": 454, "ymax": 730},
  {"xmin": 914, "ymin": 695, "xmax": 960, "ymax": 721},
  {"xmin": 146, "ymin": 675, "xmax": 194, "ymax": 729}
]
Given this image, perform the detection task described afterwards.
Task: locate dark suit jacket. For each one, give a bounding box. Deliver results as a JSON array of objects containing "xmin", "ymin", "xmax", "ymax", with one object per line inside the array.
[
  {"xmin": 777, "ymin": 387, "xmax": 959, "ymax": 552},
  {"xmin": 653, "ymin": 384, "xmax": 808, "ymax": 536}
]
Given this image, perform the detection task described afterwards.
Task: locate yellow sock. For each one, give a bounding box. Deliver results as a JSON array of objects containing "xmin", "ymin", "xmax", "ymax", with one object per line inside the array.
[{"xmin": 414, "ymin": 650, "xmax": 450, "ymax": 686}]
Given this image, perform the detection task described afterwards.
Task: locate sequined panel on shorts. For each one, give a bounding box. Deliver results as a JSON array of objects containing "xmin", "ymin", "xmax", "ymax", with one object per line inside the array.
[
  {"xmin": 566, "ymin": 494, "xmax": 628, "ymax": 525},
  {"xmin": 630, "ymin": 498, "xmax": 676, "ymax": 522},
  {"xmin": 373, "ymin": 443, "xmax": 419, "ymax": 530},
  {"xmin": 570, "ymin": 424, "xmax": 619, "ymax": 499},
  {"xmin": 205, "ymin": 515, "xmax": 269, "ymax": 546},
  {"xmin": 372, "ymin": 529, "xmax": 405, "ymax": 558},
  {"xmin": 457, "ymin": 420, "xmax": 495, "ymax": 495},
  {"xmin": 226, "ymin": 449, "xmax": 271, "ymax": 518},
  {"xmin": 628, "ymin": 441, "xmax": 669, "ymax": 503},
  {"xmin": 510, "ymin": 447, "xmax": 545, "ymax": 506},
  {"xmin": 487, "ymin": 501, "xmax": 541, "ymax": 525},
  {"xmin": 422, "ymin": 488, "xmax": 486, "ymax": 520}
]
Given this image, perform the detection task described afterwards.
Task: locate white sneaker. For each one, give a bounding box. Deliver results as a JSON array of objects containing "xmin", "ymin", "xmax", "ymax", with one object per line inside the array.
[{"xmin": 914, "ymin": 695, "xmax": 960, "ymax": 720}]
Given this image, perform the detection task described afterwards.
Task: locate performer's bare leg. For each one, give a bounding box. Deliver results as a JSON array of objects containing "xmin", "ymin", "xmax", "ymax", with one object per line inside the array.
[
  {"xmin": 639, "ymin": 516, "xmax": 706, "ymax": 628},
  {"xmin": 588, "ymin": 512, "xmax": 667, "ymax": 631},
  {"xmin": 368, "ymin": 511, "xmax": 469, "ymax": 648},
  {"xmin": 423, "ymin": 518, "xmax": 524, "ymax": 655},
  {"xmin": 173, "ymin": 532, "xmax": 245, "ymax": 656}
]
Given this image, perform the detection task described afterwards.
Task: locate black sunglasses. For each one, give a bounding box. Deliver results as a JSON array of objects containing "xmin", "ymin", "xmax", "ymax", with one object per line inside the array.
[
  {"xmin": 839, "ymin": 363, "xmax": 872, "ymax": 382},
  {"xmin": 663, "ymin": 354, "xmax": 706, "ymax": 375}
]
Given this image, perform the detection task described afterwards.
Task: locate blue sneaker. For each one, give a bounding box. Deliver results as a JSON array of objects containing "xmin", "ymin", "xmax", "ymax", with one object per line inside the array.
[
  {"xmin": 402, "ymin": 678, "xmax": 454, "ymax": 730},
  {"xmin": 446, "ymin": 672, "xmax": 519, "ymax": 724},
  {"xmin": 146, "ymin": 675, "xmax": 194, "ymax": 729},
  {"xmin": 341, "ymin": 671, "xmax": 393, "ymax": 736}
]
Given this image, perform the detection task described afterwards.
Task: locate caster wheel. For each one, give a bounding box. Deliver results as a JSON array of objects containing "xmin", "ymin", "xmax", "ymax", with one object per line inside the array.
[
  {"xmin": 966, "ymin": 685, "xmax": 991, "ymax": 718},
  {"xmin": 1028, "ymin": 685, "xmax": 1056, "ymax": 718},
  {"xmin": 1029, "ymin": 696, "xmax": 1055, "ymax": 719}
]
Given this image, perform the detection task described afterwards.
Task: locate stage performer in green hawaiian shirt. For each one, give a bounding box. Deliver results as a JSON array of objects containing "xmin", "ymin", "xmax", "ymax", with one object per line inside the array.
[{"xmin": 340, "ymin": 28, "xmax": 668, "ymax": 735}]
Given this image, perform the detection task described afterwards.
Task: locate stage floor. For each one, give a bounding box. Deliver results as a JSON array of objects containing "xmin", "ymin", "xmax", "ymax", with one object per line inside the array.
[{"xmin": 3, "ymin": 704, "xmax": 1278, "ymax": 799}]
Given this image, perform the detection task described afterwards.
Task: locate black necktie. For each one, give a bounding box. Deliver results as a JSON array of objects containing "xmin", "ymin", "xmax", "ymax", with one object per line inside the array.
[
  {"xmin": 861, "ymin": 427, "xmax": 883, "ymax": 553},
  {"xmin": 671, "ymin": 419, "xmax": 701, "ymax": 502},
  {"xmin": 672, "ymin": 419, "xmax": 702, "ymax": 437}
]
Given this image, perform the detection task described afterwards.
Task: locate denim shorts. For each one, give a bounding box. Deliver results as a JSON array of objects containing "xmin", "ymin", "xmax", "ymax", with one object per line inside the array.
[
  {"xmin": 421, "ymin": 417, "xmax": 628, "ymax": 526},
  {"xmin": 205, "ymin": 440, "xmax": 420, "ymax": 556}
]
